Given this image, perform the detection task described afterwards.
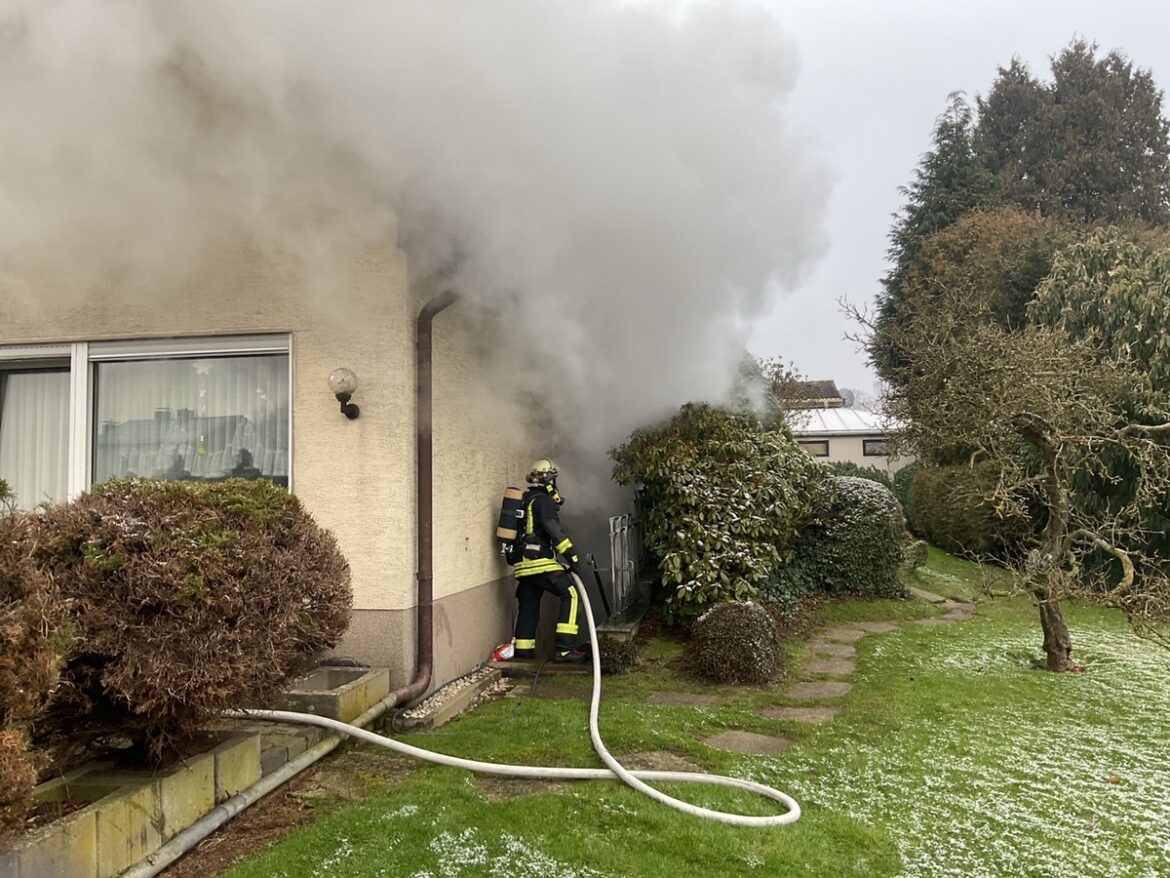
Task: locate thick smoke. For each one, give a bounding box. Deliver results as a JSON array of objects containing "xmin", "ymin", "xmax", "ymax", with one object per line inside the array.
[{"xmin": 0, "ymin": 0, "xmax": 830, "ymax": 510}]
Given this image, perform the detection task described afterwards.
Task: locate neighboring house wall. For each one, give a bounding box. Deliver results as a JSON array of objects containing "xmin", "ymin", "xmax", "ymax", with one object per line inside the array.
[
  {"xmin": 797, "ymin": 434, "xmax": 914, "ymax": 474},
  {"xmin": 789, "ymin": 408, "xmax": 915, "ymax": 476},
  {"xmin": 0, "ymin": 239, "xmax": 540, "ymax": 694}
]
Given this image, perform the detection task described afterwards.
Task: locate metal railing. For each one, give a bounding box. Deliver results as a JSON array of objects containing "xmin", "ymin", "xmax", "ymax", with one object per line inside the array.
[{"xmin": 608, "ymin": 513, "xmax": 641, "ymax": 614}]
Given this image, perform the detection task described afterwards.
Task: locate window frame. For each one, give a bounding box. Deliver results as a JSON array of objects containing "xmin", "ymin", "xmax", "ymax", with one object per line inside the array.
[
  {"xmin": 0, "ymin": 334, "xmax": 293, "ymax": 498},
  {"xmin": 798, "ymin": 439, "xmax": 830, "ymax": 458},
  {"xmin": 862, "ymin": 438, "xmax": 891, "ymax": 458}
]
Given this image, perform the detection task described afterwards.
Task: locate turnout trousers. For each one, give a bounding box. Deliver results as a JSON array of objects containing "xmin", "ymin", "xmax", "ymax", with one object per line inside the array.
[{"xmin": 514, "ymin": 571, "xmax": 581, "ymax": 654}]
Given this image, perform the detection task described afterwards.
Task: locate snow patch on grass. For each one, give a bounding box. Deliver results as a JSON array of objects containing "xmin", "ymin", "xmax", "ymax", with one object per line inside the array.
[
  {"xmin": 763, "ymin": 627, "xmax": 1170, "ymax": 877},
  {"xmin": 400, "ymin": 827, "xmax": 610, "ymax": 878}
]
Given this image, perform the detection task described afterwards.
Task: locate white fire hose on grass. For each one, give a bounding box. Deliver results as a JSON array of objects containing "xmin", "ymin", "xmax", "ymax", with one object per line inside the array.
[{"xmin": 231, "ymin": 573, "xmax": 801, "ymax": 828}]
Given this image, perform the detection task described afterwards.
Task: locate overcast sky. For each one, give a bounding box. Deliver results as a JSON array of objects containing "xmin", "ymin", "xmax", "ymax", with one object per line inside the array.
[{"xmin": 745, "ymin": 0, "xmax": 1170, "ymax": 396}]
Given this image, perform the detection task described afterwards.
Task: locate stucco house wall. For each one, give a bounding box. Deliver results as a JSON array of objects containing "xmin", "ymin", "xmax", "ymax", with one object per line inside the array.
[{"xmin": 0, "ymin": 239, "xmax": 540, "ymax": 695}]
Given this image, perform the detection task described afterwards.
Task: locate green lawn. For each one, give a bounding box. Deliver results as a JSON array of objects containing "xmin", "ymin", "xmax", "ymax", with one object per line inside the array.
[{"xmin": 224, "ymin": 554, "xmax": 1170, "ymax": 878}]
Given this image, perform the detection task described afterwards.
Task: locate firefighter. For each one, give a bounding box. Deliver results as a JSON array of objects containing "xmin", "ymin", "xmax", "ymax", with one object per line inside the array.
[{"xmin": 512, "ymin": 459, "xmax": 590, "ymax": 662}]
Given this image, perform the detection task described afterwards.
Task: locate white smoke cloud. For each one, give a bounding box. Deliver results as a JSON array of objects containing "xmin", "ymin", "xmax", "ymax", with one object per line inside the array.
[{"xmin": 0, "ymin": 0, "xmax": 831, "ymax": 507}]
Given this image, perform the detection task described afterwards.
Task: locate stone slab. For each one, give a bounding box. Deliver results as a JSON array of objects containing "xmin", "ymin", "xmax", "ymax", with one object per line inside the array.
[
  {"xmin": 704, "ymin": 731, "xmax": 792, "ymax": 755},
  {"xmin": 1, "ymin": 805, "xmax": 98, "ymax": 878},
  {"xmin": 785, "ymin": 681, "xmax": 853, "ymax": 701},
  {"xmin": 213, "ymin": 732, "xmax": 262, "ymax": 804},
  {"xmin": 819, "ymin": 627, "xmax": 867, "ymax": 643},
  {"xmin": 914, "ymin": 617, "xmax": 952, "ymax": 627},
  {"xmin": 620, "ymin": 751, "xmax": 703, "ymax": 772},
  {"xmin": 596, "ymin": 604, "xmax": 648, "ymax": 644},
  {"xmin": 804, "ymin": 657, "xmax": 856, "ymax": 676},
  {"xmin": 910, "ymin": 586, "xmax": 947, "ymax": 604},
  {"xmin": 853, "ymin": 621, "xmax": 900, "ymax": 633},
  {"xmin": 808, "ymin": 640, "xmax": 857, "ymax": 658},
  {"xmin": 260, "ymin": 745, "xmax": 290, "ymax": 777},
  {"xmin": 646, "ymin": 692, "xmax": 719, "ymax": 707},
  {"xmin": 761, "ymin": 706, "xmax": 839, "ymax": 724},
  {"xmin": 497, "ymin": 658, "xmax": 592, "ymax": 677}
]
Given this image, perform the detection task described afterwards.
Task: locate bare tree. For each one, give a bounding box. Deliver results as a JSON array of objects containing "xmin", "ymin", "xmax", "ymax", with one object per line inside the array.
[{"xmin": 848, "ymin": 291, "xmax": 1170, "ymax": 670}]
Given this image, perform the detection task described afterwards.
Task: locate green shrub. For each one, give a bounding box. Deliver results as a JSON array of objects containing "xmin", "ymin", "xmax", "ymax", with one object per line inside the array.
[
  {"xmin": 0, "ymin": 506, "xmax": 71, "ymax": 834},
  {"xmin": 686, "ymin": 601, "xmax": 781, "ymax": 684},
  {"xmin": 611, "ymin": 403, "xmax": 828, "ymax": 624},
  {"xmin": 33, "ymin": 478, "xmax": 352, "ymax": 763},
  {"xmin": 827, "ymin": 460, "xmax": 893, "ymax": 490},
  {"xmin": 892, "ymin": 462, "xmax": 922, "ymax": 530},
  {"xmin": 908, "ymin": 462, "xmax": 1032, "ymax": 559}
]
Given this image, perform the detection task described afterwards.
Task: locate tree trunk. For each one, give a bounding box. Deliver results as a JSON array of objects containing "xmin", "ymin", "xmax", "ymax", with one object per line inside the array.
[{"xmin": 1037, "ymin": 597, "xmax": 1076, "ymax": 671}]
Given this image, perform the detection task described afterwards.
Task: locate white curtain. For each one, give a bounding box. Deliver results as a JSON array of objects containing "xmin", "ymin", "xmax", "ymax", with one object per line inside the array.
[
  {"xmin": 0, "ymin": 369, "xmax": 70, "ymax": 509},
  {"xmin": 93, "ymin": 354, "xmax": 289, "ymax": 485}
]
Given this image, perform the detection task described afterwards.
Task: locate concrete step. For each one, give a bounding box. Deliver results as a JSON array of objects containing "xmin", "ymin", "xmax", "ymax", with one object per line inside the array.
[{"xmin": 597, "ymin": 603, "xmax": 648, "ymax": 643}]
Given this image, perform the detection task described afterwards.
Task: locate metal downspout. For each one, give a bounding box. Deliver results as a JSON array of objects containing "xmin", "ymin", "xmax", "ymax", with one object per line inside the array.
[{"xmin": 392, "ymin": 290, "xmax": 459, "ymax": 706}]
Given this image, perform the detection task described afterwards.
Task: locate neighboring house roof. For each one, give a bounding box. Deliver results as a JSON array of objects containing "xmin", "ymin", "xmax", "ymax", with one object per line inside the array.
[
  {"xmin": 773, "ymin": 379, "xmax": 844, "ymax": 408},
  {"xmin": 789, "ymin": 407, "xmax": 902, "ymax": 437}
]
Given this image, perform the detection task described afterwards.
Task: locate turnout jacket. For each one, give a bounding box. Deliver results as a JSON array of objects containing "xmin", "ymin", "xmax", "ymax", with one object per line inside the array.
[{"xmin": 514, "ymin": 486, "xmax": 581, "ymax": 577}]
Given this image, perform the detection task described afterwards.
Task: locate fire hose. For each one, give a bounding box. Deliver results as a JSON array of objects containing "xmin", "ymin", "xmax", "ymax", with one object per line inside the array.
[{"xmin": 231, "ymin": 573, "xmax": 801, "ymax": 828}]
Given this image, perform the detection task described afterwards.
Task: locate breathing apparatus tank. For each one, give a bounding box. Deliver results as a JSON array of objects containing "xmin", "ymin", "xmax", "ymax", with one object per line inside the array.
[{"xmin": 496, "ymin": 487, "xmax": 525, "ymax": 556}]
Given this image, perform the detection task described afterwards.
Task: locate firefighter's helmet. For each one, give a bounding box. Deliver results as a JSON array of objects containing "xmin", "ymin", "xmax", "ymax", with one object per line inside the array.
[{"xmin": 527, "ymin": 458, "xmax": 558, "ymax": 486}]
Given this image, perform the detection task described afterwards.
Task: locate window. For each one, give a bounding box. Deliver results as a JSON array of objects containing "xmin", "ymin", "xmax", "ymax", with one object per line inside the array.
[
  {"xmin": 0, "ymin": 335, "xmax": 291, "ymax": 504},
  {"xmin": 863, "ymin": 438, "xmax": 891, "ymax": 457},
  {"xmin": 798, "ymin": 440, "xmax": 830, "ymax": 457},
  {"xmin": 0, "ymin": 365, "xmax": 70, "ymax": 508},
  {"xmin": 93, "ymin": 354, "xmax": 290, "ymax": 486}
]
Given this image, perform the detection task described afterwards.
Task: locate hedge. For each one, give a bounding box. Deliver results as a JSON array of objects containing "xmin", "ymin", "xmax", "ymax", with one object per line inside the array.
[{"xmin": 907, "ymin": 462, "xmax": 1032, "ymax": 559}]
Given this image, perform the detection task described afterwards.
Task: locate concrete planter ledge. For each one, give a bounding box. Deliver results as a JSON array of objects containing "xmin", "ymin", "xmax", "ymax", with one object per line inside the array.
[
  {"xmin": 269, "ymin": 666, "xmax": 391, "ymax": 724},
  {"xmin": 1, "ymin": 666, "xmax": 392, "ymax": 878},
  {"xmin": 1, "ymin": 733, "xmax": 257, "ymax": 878}
]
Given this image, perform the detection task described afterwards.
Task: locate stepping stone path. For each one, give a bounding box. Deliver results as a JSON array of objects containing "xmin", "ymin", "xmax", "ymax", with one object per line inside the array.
[
  {"xmin": 820, "ymin": 627, "xmax": 868, "ymax": 643},
  {"xmin": 760, "ymin": 706, "xmax": 838, "ymax": 724},
  {"xmin": 786, "ymin": 681, "xmax": 854, "ymax": 700},
  {"xmin": 704, "ymin": 730, "xmax": 792, "ymax": 754},
  {"xmin": 807, "ymin": 640, "xmax": 857, "ymax": 658},
  {"xmin": 621, "ymin": 589, "xmax": 979, "ymax": 757},
  {"xmin": 804, "ymin": 657, "xmax": 856, "ymax": 676}
]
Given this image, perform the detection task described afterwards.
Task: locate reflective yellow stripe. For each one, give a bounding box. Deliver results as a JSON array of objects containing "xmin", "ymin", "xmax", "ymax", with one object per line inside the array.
[
  {"xmin": 514, "ymin": 558, "xmax": 565, "ymax": 576},
  {"xmin": 555, "ymin": 538, "xmax": 573, "ymax": 554},
  {"xmin": 556, "ymin": 584, "xmax": 580, "ymax": 635},
  {"xmin": 515, "ymin": 639, "xmax": 536, "ymax": 649},
  {"xmin": 526, "ymin": 500, "xmax": 535, "ymax": 536}
]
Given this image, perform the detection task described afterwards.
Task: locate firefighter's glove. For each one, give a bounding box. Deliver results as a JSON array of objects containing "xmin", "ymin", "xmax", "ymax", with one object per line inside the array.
[{"xmin": 567, "ymin": 553, "xmax": 582, "ymax": 573}]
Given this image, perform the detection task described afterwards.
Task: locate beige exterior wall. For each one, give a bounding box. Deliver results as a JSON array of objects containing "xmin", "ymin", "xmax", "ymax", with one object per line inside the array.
[
  {"xmin": 801, "ymin": 434, "xmax": 915, "ymax": 475},
  {"xmin": 0, "ymin": 241, "xmax": 541, "ymax": 693}
]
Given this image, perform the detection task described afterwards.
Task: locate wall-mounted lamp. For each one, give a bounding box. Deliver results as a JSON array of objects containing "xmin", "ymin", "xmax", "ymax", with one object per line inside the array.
[{"xmin": 328, "ymin": 368, "xmax": 360, "ymax": 419}]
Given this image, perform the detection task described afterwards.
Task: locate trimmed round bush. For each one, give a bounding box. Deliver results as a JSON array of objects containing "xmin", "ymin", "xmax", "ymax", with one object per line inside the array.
[
  {"xmin": 598, "ymin": 636, "xmax": 639, "ymax": 675},
  {"xmin": 815, "ymin": 477, "xmax": 907, "ymax": 598},
  {"xmin": 34, "ymin": 478, "xmax": 352, "ymax": 762},
  {"xmin": 686, "ymin": 601, "xmax": 781, "ymax": 685},
  {"xmin": 0, "ymin": 502, "xmax": 71, "ymax": 833},
  {"xmin": 768, "ymin": 476, "xmax": 907, "ymax": 603},
  {"xmin": 827, "ymin": 460, "xmax": 893, "ymax": 491}
]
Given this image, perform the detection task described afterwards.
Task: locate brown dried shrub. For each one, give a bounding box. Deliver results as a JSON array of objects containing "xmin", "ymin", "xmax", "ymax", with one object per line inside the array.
[
  {"xmin": 0, "ymin": 731, "xmax": 38, "ymax": 834},
  {"xmin": 33, "ymin": 478, "xmax": 351, "ymax": 763},
  {"xmin": 686, "ymin": 600, "xmax": 781, "ymax": 685},
  {"xmin": 0, "ymin": 487, "xmax": 71, "ymax": 834}
]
